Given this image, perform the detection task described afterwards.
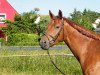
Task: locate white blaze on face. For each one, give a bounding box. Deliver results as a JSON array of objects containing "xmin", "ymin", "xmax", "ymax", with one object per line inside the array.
[{"xmin": 34, "ymin": 16, "xmax": 40, "ymax": 24}]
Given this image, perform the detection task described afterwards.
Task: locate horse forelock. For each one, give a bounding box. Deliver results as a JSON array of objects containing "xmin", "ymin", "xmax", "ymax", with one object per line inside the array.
[
  {"xmin": 63, "ymin": 17, "xmax": 100, "ymax": 40},
  {"xmin": 55, "ymin": 16, "xmax": 61, "ymax": 19}
]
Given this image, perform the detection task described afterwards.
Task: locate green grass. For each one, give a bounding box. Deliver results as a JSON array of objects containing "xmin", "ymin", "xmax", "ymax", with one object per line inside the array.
[{"xmin": 0, "ymin": 50, "xmax": 82, "ymax": 75}]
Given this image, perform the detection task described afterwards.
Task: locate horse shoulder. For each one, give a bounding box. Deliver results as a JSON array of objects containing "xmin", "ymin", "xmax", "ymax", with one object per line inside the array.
[
  {"xmin": 85, "ymin": 62, "xmax": 100, "ymax": 75},
  {"xmin": 82, "ymin": 41, "xmax": 100, "ymax": 75}
]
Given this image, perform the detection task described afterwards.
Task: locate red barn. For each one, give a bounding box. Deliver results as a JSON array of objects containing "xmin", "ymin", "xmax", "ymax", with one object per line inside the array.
[
  {"xmin": 0, "ymin": 0, "xmax": 18, "ymax": 27},
  {"xmin": 0, "ymin": 0, "xmax": 18, "ymax": 41}
]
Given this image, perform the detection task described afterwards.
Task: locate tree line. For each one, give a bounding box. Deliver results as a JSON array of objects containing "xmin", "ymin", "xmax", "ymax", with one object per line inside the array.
[
  {"xmin": 3, "ymin": 10, "xmax": 49, "ymax": 36},
  {"xmin": 69, "ymin": 9, "xmax": 100, "ymax": 30},
  {"xmin": 2, "ymin": 8, "xmax": 100, "ymax": 35}
]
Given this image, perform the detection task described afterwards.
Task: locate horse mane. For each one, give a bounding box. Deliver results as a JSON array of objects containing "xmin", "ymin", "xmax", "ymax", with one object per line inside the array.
[{"xmin": 63, "ymin": 17, "xmax": 100, "ymax": 40}]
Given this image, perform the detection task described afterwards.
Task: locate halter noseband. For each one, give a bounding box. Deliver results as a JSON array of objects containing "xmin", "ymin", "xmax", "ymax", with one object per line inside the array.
[{"xmin": 44, "ymin": 19, "xmax": 64, "ymax": 46}]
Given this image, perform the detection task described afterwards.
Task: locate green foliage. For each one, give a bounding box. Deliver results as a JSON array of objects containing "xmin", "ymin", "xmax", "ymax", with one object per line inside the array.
[
  {"xmin": 6, "ymin": 33, "xmax": 39, "ymax": 46},
  {"xmin": 69, "ymin": 8, "xmax": 100, "ymax": 30},
  {"xmin": 0, "ymin": 38, "xmax": 6, "ymax": 46},
  {"xmin": 3, "ymin": 10, "xmax": 37, "ymax": 35},
  {"xmin": 70, "ymin": 9, "xmax": 82, "ymax": 24},
  {"xmin": 1, "ymin": 10, "xmax": 50, "ymax": 46},
  {"xmin": 3, "ymin": 10, "xmax": 49, "ymax": 36},
  {"xmin": 38, "ymin": 15, "xmax": 50, "ymax": 35}
]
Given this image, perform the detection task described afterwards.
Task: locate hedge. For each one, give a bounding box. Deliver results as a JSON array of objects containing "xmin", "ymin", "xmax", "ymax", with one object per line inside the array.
[{"xmin": 5, "ymin": 33, "xmax": 39, "ymax": 46}]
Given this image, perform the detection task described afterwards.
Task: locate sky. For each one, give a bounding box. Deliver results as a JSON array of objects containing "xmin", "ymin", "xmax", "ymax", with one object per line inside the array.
[{"xmin": 8, "ymin": 0, "xmax": 100, "ymax": 17}]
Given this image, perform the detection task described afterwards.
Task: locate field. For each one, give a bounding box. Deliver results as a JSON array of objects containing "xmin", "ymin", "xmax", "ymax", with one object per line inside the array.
[{"xmin": 0, "ymin": 50, "xmax": 82, "ymax": 75}]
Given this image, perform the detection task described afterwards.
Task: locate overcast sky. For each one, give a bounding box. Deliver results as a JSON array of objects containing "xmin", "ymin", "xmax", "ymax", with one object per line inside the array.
[{"xmin": 8, "ymin": 0, "xmax": 100, "ymax": 17}]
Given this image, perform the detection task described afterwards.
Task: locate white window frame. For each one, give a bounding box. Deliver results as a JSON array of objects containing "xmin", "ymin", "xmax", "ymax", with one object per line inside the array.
[{"xmin": 0, "ymin": 13, "xmax": 6, "ymax": 23}]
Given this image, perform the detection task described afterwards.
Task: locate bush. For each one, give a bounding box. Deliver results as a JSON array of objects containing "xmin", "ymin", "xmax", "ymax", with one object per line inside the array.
[
  {"xmin": 6, "ymin": 33, "xmax": 39, "ymax": 46},
  {"xmin": 0, "ymin": 33, "xmax": 65, "ymax": 46},
  {"xmin": 0, "ymin": 38, "xmax": 6, "ymax": 46}
]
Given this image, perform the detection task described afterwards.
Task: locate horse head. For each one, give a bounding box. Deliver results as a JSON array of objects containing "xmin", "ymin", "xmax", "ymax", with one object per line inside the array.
[{"xmin": 40, "ymin": 10, "xmax": 64, "ymax": 50}]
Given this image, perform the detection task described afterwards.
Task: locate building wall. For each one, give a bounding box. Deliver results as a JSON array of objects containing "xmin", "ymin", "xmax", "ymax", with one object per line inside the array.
[
  {"xmin": 0, "ymin": 0, "xmax": 18, "ymax": 27},
  {"xmin": 0, "ymin": 0, "xmax": 18, "ymax": 41}
]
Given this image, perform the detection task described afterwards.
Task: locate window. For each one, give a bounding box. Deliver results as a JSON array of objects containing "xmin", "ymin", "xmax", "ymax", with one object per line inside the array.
[{"xmin": 0, "ymin": 13, "xmax": 6, "ymax": 23}]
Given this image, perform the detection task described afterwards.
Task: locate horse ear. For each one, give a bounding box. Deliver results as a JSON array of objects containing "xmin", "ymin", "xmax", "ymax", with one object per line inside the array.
[
  {"xmin": 49, "ymin": 10, "xmax": 55, "ymax": 19},
  {"xmin": 58, "ymin": 10, "xmax": 62, "ymax": 19}
]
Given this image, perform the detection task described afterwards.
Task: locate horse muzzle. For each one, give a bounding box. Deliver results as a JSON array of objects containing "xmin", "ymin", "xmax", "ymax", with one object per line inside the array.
[{"xmin": 39, "ymin": 37, "xmax": 50, "ymax": 50}]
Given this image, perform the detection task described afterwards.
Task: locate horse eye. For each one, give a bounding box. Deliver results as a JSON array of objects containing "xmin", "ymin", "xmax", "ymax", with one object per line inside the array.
[{"xmin": 55, "ymin": 26, "xmax": 60, "ymax": 29}]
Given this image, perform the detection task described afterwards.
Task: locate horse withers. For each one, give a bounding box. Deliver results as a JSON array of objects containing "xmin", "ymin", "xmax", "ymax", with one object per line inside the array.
[{"xmin": 40, "ymin": 10, "xmax": 100, "ymax": 75}]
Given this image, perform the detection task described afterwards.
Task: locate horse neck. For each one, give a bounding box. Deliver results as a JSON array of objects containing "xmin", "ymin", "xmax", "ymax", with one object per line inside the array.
[{"xmin": 63, "ymin": 19, "xmax": 92, "ymax": 60}]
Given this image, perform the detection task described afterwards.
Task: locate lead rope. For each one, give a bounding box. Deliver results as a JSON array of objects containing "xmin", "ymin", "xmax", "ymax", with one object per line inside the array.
[{"xmin": 47, "ymin": 49, "xmax": 66, "ymax": 75}]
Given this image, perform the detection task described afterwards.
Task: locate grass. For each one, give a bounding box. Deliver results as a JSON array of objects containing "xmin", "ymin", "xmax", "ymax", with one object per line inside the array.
[{"xmin": 0, "ymin": 50, "xmax": 82, "ymax": 75}]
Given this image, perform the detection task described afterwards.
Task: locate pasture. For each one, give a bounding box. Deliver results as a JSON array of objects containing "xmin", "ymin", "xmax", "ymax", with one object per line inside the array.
[{"xmin": 0, "ymin": 50, "xmax": 82, "ymax": 75}]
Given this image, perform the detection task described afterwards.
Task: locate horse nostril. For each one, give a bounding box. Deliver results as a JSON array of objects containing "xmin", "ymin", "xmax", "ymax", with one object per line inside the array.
[
  {"xmin": 41, "ymin": 40, "xmax": 47, "ymax": 45},
  {"xmin": 44, "ymin": 41, "xmax": 46, "ymax": 44}
]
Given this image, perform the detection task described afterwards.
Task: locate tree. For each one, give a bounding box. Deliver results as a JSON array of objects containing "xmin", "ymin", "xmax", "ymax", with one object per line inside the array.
[
  {"xmin": 69, "ymin": 8, "xmax": 100, "ymax": 30},
  {"xmin": 3, "ymin": 10, "xmax": 38, "ymax": 35},
  {"xmin": 34, "ymin": 8, "xmax": 40, "ymax": 12},
  {"xmin": 70, "ymin": 9, "xmax": 82, "ymax": 24},
  {"xmin": 2, "ymin": 10, "xmax": 50, "ymax": 36},
  {"xmin": 38, "ymin": 15, "xmax": 50, "ymax": 35}
]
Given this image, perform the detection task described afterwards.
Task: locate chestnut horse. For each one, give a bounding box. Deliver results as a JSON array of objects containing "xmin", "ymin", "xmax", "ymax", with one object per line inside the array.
[{"xmin": 40, "ymin": 10, "xmax": 100, "ymax": 75}]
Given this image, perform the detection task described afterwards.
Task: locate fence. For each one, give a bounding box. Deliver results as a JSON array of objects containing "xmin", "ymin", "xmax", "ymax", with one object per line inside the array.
[
  {"xmin": 0, "ymin": 45, "xmax": 69, "ymax": 50},
  {"xmin": 0, "ymin": 45, "xmax": 74, "ymax": 58}
]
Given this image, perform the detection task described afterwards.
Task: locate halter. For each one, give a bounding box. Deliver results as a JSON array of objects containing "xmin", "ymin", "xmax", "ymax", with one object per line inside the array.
[
  {"xmin": 44, "ymin": 19, "xmax": 64, "ymax": 46},
  {"xmin": 43, "ymin": 19, "xmax": 66, "ymax": 75}
]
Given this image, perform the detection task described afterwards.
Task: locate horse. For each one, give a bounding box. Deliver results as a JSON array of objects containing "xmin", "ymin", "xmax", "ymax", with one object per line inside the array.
[{"xmin": 39, "ymin": 10, "xmax": 100, "ymax": 75}]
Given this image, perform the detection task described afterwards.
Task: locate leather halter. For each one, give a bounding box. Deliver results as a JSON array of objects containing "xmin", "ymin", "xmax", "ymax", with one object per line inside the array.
[{"xmin": 44, "ymin": 19, "xmax": 64, "ymax": 46}]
